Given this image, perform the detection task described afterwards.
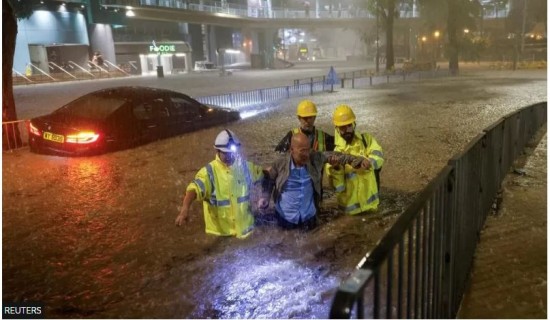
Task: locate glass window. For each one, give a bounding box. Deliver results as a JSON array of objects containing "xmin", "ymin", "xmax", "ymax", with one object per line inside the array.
[
  {"xmin": 54, "ymin": 93, "xmax": 126, "ymax": 119},
  {"xmin": 133, "ymin": 98, "xmax": 170, "ymax": 120},
  {"xmin": 170, "ymin": 96, "xmax": 203, "ymax": 120}
]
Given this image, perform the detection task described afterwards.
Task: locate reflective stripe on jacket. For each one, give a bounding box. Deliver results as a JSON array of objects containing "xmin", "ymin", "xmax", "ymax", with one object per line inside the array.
[
  {"xmin": 329, "ymin": 130, "xmax": 384, "ymax": 215},
  {"xmin": 292, "ymin": 127, "xmax": 326, "ymax": 151},
  {"xmin": 187, "ymin": 154, "xmax": 264, "ymax": 238}
]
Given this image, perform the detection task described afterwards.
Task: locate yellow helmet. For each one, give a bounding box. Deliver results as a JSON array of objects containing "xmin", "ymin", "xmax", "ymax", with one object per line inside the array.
[
  {"xmin": 332, "ymin": 104, "xmax": 356, "ymax": 126},
  {"xmin": 296, "ymin": 100, "xmax": 318, "ymax": 117}
]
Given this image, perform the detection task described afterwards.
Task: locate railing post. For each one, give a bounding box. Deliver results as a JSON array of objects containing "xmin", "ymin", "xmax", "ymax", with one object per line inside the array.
[
  {"xmin": 341, "ymin": 78, "xmax": 345, "ymax": 88},
  {"xmin": 387, "ymin": 74, "xmax": 390, "ymax": 83},
  {"xmin": 286, "ymin": 86, "xmax": 290, "ymax": 98},
  {"xmin": 352, "ymin": 77, "xmax": 355, "ymax": 89},
  {"xmin": 440, "ymin": 168, "xmax": 456, "ymax": 318},
  {"xmin": 369, "ymin": 76, "xmax": 372, "ymax": 86},
  {"xmin": 310, "ymin": 81, "xmax": 313, "ymax": 95},
  {"xmin": 259, "ymin": 89, "xmax": 264, "ymax": 103}
]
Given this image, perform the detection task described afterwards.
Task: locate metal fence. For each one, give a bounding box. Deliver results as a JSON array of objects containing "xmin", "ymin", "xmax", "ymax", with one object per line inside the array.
[
  {"xmin": 3, "ymin": 120, "xmax": 29, "ymax": 151},
  {"xmin": 196, "ymin": 68, "xmax": 449, "ymax": 109},
  {"xmin": 195, "ymin": 81, "xmax": 330, "ymax": 108},
  {"xmin": 329, "ymin": 101, "xmax": 547, "ymax": 319},
  {"xmin": 3, "ymin": 68, "xmax": 448, "ymax": 151}
]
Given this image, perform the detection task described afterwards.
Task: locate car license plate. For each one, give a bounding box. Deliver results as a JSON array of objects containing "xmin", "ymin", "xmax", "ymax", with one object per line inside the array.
[{"xmin": 43, "ymin": 132, "xmax": 64, "ymax": 143}]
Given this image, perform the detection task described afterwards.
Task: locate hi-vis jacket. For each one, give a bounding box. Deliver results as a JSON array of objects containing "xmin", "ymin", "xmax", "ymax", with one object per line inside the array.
[
  {"xmin": 187, "ymin": 154, "xmax": 264, "ymax": 238},
  {"xmin": 274, "ymin": 127, "xmax": 335, "ymax": 152},
  {"xmin": 329, "ymin": 130, "xmax": 384, "ymax": 215}
]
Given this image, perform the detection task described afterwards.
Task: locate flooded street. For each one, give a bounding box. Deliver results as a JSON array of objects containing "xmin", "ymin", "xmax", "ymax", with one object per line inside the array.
[{"xmin": 3, "ymin": 69, "xmax": 546, "ymax": 318}]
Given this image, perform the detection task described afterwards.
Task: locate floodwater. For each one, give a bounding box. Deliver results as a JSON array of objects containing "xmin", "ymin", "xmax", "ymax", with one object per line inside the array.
[{"xmin": 3, "ymin": 68, "xmax": 546, "ymax": 318}]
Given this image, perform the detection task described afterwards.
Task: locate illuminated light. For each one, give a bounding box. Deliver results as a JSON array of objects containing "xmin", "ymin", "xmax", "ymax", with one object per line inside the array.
[
  {"xmin": 229, "ymin": 144, "xmax": 237, "ymax": 152},
  {"xmin": 243, "ymin": 42, "xmax": 247, "ymax": 47},
  {"xmin": 421, "ymin": 36, "xmax": 427, "ymax": 42},
  {"xmin": 463, "ymin": 28, "xmax": 470, "ymax": 34},
  {"xmin": 126, "ymin": 9, "xmax": 135, "ymax": 17},
  {"xmin": 29, "ymin": 122, "xmax": 41, "ymax": 136},
  {"xmin": 225, "ymin": 49, "xmax": 240, "ymax": 54},
  {"xmin": 434, "ymin": 30, "xmax": 440, "ymax": 38},
  {"xmin": 66, "ymin": 131, "xmax": 100, "ymax": 144},
  {"xmin": 194, "ymin": 251, "xmax": 340, "ymax": 318},
  {"xmin": 175, "ymin": 53, "xmax": 186, "ymax": 57},
  {"xmin": 239, "ymin": 108, "xmax": 268, "ymax": 119}
]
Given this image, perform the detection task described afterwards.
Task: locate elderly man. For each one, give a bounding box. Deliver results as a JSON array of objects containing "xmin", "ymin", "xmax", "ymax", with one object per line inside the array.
[
  {"xmin": 261, "ymin": 132, "xmax": 363, "ymax": 230},
  {"xmin": 175, "ymin": 129, "xmax": 264, "ymax": 238}
]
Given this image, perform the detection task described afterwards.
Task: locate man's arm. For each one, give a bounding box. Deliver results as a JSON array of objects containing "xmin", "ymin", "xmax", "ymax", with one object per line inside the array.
[
  {"xmin": 175, "ymin": 190, "xmax": 197, "ymax": 226},
  {"xmin": 324, "ymin": 132, "xmax": 335, "ymax": 151},
  {"xmin": 322, "ymin": 151, "xmax": 369, "ymax": 169},
  {"xmin": 274, "ymin": 131, "xmax": 293, "ymax": 153}
]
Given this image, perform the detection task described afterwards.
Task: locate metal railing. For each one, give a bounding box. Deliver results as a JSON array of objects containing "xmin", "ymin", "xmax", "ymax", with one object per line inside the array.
[
  {"xmin": 3, "ymin": 120, "xmax": 29, "ymax": 151},
  {"xmin": 329, "ymin": 101, "xmax": 547, "ymax": 318},
  {"xmin": 101, "ymin": 0, "xmax": 507, "ymax": 19},
  {"xmin": 4, "ymin": 67, "xmax": 449, "ymax": 151},
  {"xmin": 195, "ymin": 81, "xmax": 329, "ymax": 108},
  {"xmin": 13, "ymin": 60, "xmax": 132, "ymax": 86}
]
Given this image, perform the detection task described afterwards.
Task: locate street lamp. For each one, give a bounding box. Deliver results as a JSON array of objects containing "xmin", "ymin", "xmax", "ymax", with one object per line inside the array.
[{"xmin": 433, "ymin": 30, "xmax": 440, "ymax": 62}]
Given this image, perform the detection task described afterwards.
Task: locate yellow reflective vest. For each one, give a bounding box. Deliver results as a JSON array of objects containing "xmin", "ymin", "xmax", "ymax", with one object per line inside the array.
[
  {"xmin": 187, "ymin": 155, "xmax": 264, "ymax": 238},
  {"xmin": 292, "ymin": 127, "xmax": 326, "ymax": 151},
  {"xmin": 329, "ymin": 130, "xmax": 384, "ymax": 215}
]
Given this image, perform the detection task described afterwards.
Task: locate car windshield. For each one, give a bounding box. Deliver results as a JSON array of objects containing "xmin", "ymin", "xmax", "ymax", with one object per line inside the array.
[{"xmin": 54, "ymin": 92, "xmax": 127, "ymax": 119}]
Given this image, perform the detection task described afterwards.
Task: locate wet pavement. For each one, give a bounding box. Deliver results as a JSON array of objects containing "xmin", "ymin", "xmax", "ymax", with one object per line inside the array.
[
  {"xmin": 458, "ymin": 133, "xmax": 547, "ymax": 319},
  {"xmin": 3, "ymin": 66, "xmax": 547, "ymax": 318}
]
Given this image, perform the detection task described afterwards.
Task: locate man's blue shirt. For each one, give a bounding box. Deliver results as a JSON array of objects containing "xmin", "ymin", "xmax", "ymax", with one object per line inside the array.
[{"xmin": 275, "ymin": 159, "xmax": 316, "ymax": 224}]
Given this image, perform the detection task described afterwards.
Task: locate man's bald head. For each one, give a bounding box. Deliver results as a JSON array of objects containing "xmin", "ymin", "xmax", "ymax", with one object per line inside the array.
[
  {"xmin": 291, "ymin": 132, "xmax": 309, "ymax": 149},
  {"xmin": 290, "ymin": 132, "xmax": 311, "ymax": 166}
]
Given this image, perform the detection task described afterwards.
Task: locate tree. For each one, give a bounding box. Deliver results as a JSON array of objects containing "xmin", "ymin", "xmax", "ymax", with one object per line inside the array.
[
  {"xmin": 417, "ymin": 0, "xmax": 480, "ymax": 75},
  {"xmin": 355, "ymin": 0, "xmax": 411, "ymax": 72},
  {"xmin": 3, "ymin": 0, "xmax": 33, "ymax": 149}
]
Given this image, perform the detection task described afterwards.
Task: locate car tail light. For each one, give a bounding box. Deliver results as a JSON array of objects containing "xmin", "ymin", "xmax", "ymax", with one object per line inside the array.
[
  {"xmin": 28, "ymin": 121, "xmax": 41, "ymax": 136},
  {"xmin": 66, "ymin": 131, "xmax": 100, "ymax": 144}
]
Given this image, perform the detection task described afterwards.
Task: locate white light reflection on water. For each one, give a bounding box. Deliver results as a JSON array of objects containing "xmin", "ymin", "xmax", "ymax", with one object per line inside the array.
[
  {"xmin": 239, "ymin": 108, "xmax": 269, "ymax": 119},
  {"xmin": 192, "ymin": 247, "xmax": 339, "ymax": 318}
]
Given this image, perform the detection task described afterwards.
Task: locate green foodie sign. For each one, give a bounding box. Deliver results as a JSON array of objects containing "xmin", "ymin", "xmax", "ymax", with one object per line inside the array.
[{"xmin": 149, "ymin": 42, "xmax": 177, "ymax": 54}]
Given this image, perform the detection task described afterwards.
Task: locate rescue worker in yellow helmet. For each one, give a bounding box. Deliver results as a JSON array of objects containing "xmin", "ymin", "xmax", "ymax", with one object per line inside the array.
[
  {"xmin": 175, "ymin": 129, "xmax": 264, "ymax": 238},
  {"xmin": 328, "ymin": 105, "xmax": 384, "ymax": 215},
  {"xmin": 274, "ymin": 100, "xmax": 335, "ymax": 153}
]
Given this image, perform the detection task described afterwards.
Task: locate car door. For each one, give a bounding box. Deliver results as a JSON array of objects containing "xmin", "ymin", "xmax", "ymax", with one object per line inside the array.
[
  {"xmin": 168, "ymin": 94, "xmax": 208, "ymax": 134},
  {"xmin": 132, "ymin": 95, "xmax": 171, "ymax": 142}
]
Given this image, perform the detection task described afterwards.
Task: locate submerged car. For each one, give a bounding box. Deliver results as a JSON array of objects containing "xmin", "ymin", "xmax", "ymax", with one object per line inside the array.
[{"xmin": 27, "ymin": 86, "xmax": 240, "ymax": 156}]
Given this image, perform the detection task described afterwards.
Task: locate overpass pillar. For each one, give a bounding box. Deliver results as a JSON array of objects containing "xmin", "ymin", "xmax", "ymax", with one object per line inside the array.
[{"xmin": 257, "ymin": 28, "xmax": 277, "ymax": 68}]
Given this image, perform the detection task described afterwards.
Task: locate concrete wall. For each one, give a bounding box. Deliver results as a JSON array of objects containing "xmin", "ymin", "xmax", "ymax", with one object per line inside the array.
[
  {"xmin": 88, "ymin": 24, "xmax": 116, "ymax": 65},
  {"xmin": 14, "ymin": 9, "xmax": 89, "ymax": 74}
]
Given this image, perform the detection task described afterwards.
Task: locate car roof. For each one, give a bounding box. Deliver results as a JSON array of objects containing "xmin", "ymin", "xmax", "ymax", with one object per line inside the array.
[{"xmin": 91, "ymin": 86, "xmax": 187, "ymax": 99}]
